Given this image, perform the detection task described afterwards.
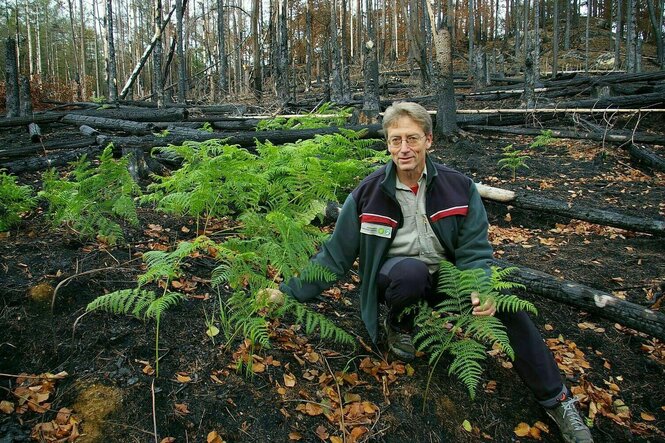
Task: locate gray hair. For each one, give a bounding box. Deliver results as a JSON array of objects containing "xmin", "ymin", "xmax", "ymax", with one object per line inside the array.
[{"xmin": 382, "ymin": 102, "xmax": 433, "ymax": 136}]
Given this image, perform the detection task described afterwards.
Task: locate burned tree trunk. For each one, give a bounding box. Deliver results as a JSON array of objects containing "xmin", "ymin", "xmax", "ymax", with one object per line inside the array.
[
  {"xmin": 19, "ymin": 76, "xmax": 33, "ymax": 117},
  {"xmin": 360, "ymin": 0, "xmax": 380, "ymax": 123},
  {"xmin": 5, "ymin": 38, "xmax": 20, "ymax": 118}
]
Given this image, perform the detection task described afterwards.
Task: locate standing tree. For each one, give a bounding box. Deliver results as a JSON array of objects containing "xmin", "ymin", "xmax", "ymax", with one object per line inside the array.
[
  {"xmin": 153, "ymin": 0, "xmax": 165, "ymax": 107},
  {"xmin": 176, "ymin": 0, "xmax": 188, "ymax": 103},
  {"xmin": 626, "ymin": 0, "xmax": 637, "ymax": 72},
  {"xmin": 79, "ymin": 0, "xmax": 87, "ymax": 99},
  {"xmin": 105, "ymin": 0, "xmax": 118, "ymax": 103},
  {"xmin": 251, "ymin": 0, "xmax": 262, "ymax": 99},
  {"xmin": 275, "ymin": 0, "xmax": 290, "ymax": 106},
  {"xmin": 552, "ymin": 0, "xmax": 559, "ymax": 77},
  {"xmin": 330, "ymin": 0, "xmax": 345, "ymax": 103},
  {"xmin": 217, "ymin": 0, "xmax": 229, "ymax": 98},
  {"xmin": 615, "ymin": 0, "xmax": 622, "ymax": 69},
  {"xmin": 646, "ymin": 0, "xmax": 664, "ymax": 68},
  {"xmin": 361, "ymin": 0, "xmax": 380, "ymax": 123},
  {"xmin": 427, "ymin": 0, "xmax": 457, "ymax": 135},
  {"xmin": 5, "ymin": 37, "xmax": 21, "ymax": 118}
]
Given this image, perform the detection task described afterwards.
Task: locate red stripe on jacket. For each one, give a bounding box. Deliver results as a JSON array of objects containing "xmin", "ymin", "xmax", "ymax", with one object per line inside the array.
[
  {"xmin": 359, "ymin": 213, "xmax": 398, "ymax": 228},
  {"xmin": 430, "ymin": 205, "xmax": 468, "ymax": 222}
]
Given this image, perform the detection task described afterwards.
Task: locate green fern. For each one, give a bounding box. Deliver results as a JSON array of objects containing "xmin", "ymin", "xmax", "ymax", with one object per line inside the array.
[
  {"xmin": 530, "ymin": 129, "xmax": 554, "ymax": 149},
  {"xmin": 39, "ymin": 145, "xmax": 141, "ymax": 244},
  {"xmin": 408, "ymin": 261, "xmax": 536, "ymax": 401},
  {"xmin": 276, "ymin": 296, "xmax": 355, "ymax": 346},
  {"xmin": 0, "ymin": 170, "xmax": 36, "ymax": 231},
  {"xmin": 86, "ymin": 288, "xmax": 184, "ymax": 376},
  {"xmin": 256, "ymin": 103, "xmax": 354, "ymax": 131}
]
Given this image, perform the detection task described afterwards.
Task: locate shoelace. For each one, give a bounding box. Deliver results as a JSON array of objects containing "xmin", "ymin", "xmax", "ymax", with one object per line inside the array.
[{"xmin": 560, "ymin": 399, "xmax": 587, "ymax": 430}]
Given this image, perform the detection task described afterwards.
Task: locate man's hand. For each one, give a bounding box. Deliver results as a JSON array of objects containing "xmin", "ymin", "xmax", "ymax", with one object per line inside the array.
[
  {"xmin": 257, "ymin": 288, "xmax": 285, "ymax": 306},
  {"xmin": 471, "ymin": 291, "xmax": 496, "ymax": 316}
]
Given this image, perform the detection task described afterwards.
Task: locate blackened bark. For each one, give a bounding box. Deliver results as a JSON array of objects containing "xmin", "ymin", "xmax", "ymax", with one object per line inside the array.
[
  {"xmin": 361, "ymin": 0, "xmax": 380, "ymax": 123},
  {"xmin": 153, "ymin": 0, "xmax": 165, "ymax": 107},
  {"xmin": 20, "ymin": 76, "xmax": 33, "ymax": 117},
  {"xmin": 276, "ymin": 0, "xmax": 290, "ymax": 106},
  {"xmin": 330, "ymin": 0, "xmax": 344, "ymax": 103},
  {"xmin": 175, "ymin": 0, "xmax": 187, "ymax": 103},
  {"xmin": 5, "ymin": 38, "xmax": 20, "ymax": 118},
  {"xmin": 217, "ymin": 0, "xmax": 228, "ymax": 97},
  {"xmin": 105, "ymin": 0, "xmax": 118, "ymax": 103}
]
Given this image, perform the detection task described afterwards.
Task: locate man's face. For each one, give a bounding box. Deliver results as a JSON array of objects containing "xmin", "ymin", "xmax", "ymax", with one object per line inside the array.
[{"xmin": 386, "ymin": 116, "xmax": 432, "ymax": 176}]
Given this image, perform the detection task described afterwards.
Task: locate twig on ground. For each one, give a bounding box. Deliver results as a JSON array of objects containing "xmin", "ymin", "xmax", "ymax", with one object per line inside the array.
[
  {"xmin": 151, "ymin": 379, "xmax": 158, "ymax": 443},
  {"xmin": 323, "ymin": 355, "xmax": 346, "ymax": 443},
  {"xmin": 51, "ymin": 258, "xmax": 141, "ymax": 312}
]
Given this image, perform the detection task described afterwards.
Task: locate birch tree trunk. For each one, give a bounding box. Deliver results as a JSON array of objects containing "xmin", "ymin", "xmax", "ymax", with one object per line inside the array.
[
  {"xmin": 5, "ymin": 38, "xmax": 21, "ymax": 118},
  {"xmin": 92, "ymin": 0, "xmax": 102, "ymax": 97},
  {"xmin": 105, "ymin": 0, "xmax": 118, "ymax": 103},
  {"xmin": 153, "ymin": 0, "xmax": 165, "ymax": 106},
  {"xmin": 276, "ymin": 0, "xmax": 290, "ymax": 106},
  {"xmin": 361, "ymin": 0, "xmax": 380, "ymax": 123},
  {"xmin": 564, "ymin": 0, "xmax": 571, "ymax": 50},
  {"xmin": 626, "ymin": 0, "xmax": 637, "ymax": 72},
  {"xmin": 330, "ymin": 0, "xmax": 344, "ymax": 102},
  {"xmin": 305, "ymin": 0, "xmax": 313, "ymax": 90},
  {"xmin": 252, "ymin": 0, "xmax": 262, "ymax": 99},
  {"xmin": 79, "ymin": 0, "xmax": 87, "ymax": 99},
  {"xmin": 176, "ymin": 0, "xmax": 187, "ymax": 103},
  {"xmin": 428, "ymin": 1, "xmax": 458, "ymax": 135},
  {"xmin": 217, "ymin": 0, "xmax": 228, "ymax": 98},
  {"xmin": 552, "ymin": 0, "xmax": 559, "ymax": 77},
  {"xmin": 615, "ymin": 0, "xmax": 622, "ymax": 69},
  {"xmin": 67, "ymin": 0, "xmax": 82, "ymax": 100}
]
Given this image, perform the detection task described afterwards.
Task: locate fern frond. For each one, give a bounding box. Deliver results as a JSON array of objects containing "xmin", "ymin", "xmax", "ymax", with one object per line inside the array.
[
  {"xmin": 447, "ymin": 339, "xmax": 487, "ymax": 400},
  {"xmin": 277, "ymin": 297, "xmax": 355, "ymax": 347},
  {"xmin": 144, "ymin": 292, "xmax": 185, "ymax": 321},
  {"xmin": 86, "ymin": 289, "xmax": 156, "ymax": 317}
]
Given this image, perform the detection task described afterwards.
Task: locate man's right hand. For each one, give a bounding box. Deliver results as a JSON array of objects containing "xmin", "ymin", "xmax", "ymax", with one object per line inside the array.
[{"xmin": 257, "ymin": 288, "xmax": 285, "ymax": 306}]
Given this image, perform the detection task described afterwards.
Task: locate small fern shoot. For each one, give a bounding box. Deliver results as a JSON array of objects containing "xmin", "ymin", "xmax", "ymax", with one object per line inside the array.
[{"xmin": 0, "ymin": 170, "xmax": 36, "ymax": 231}]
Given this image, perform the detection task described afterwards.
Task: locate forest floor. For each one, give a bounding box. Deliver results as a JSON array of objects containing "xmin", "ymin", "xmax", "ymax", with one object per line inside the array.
[{"xmin": 1, "ymin": 116, "xmax": 664, "ymax": 443}]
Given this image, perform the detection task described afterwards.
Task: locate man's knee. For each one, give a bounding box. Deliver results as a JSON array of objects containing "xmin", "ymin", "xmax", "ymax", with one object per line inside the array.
[{"xmin": 383, "ymin": 258, "xmax": 431, "ymax": 308}]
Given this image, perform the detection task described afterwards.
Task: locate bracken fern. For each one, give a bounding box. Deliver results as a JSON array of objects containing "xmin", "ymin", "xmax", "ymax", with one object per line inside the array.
[
  {"xmin": 408, "ymin": 261, "xmax": 536, "ymax": 401},
  {"xmin": 0, "ymin": 170, "xmax": 36, "ymax": 231}
]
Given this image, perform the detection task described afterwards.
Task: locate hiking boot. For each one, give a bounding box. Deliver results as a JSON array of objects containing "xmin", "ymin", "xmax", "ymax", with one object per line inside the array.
[
  {"xmin": 546, "ymin": 396, "xmax": 594, "ymax": 443},
  {"xmin": 384, "ymin": 318, "xmax": 415, "ymax": 361}
]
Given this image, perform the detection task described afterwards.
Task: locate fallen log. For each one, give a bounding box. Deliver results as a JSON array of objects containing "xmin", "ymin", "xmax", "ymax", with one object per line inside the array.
[
  {"xmin": 0, "ymin": 136, "xmax": 96, "ymax": 160},
  {"xmin": 71, "ymin": 106, "xmax": 187, "ymax": 122},
  {"xmin": 475, "ymin": 184, "xmax": 665, "ymax": 236},
  {"xmin": 2, "ymin": 146, "xmax": 103, "ymax": 174},
  {"xmin": 61, "ymin": 114, "xmax": 155, "ymax": 135},
  {"xmin": 492, "ymin": 259, "xmax": 665, "ymax": 341},
  {"xmin": 628, "ymin": 144, "xmax": 665, "ymax": 172},
  {"xmin": 96, "ymin": 124, "xmax": 385, "ymax": 152},
  {"xmin": 0, "ymin": 112, "xmax": 64, "ymax": 128},
  {"xmin": 557, "ymin": 91, "xmax": 665, "ymax": 109},
  {"xmin": 465, "ymin": 125, "xmax": 665, "ymax": 146}
]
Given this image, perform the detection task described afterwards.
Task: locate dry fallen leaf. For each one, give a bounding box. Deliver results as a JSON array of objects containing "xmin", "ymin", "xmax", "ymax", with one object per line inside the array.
[
  {"xmin": 0, "ymin": 401, "xmax": 14, "ymax": 414},
  {"xmin": 288, "ymin": 431, "xmax": 302, "ymax": 440},
  {"xmin": 514, "ymin": 422, "xmax": 531, "ymax": 437},
  {"xmin": 283, "ymin": 373, "xmax": 296, "ymax": 387},
  {"xmin": 640, "ymin": 411, "xmax": 656, "ymax": 421},
  {"xmin": 176, "ymin": 373, "xmax": 192, "ymax": 383},
  {"xmin": 315, "ymin": 425, "xmax": 329, "ymax": 440},
  {"xmin": 207, "ymin": 430, "xmax": 225, "ymax": 443}
]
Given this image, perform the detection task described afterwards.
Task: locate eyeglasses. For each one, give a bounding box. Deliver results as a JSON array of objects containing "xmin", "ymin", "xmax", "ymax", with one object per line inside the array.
[{"xmin": 387, "ymin": 134, "xmax": 426, "ymax": 148}]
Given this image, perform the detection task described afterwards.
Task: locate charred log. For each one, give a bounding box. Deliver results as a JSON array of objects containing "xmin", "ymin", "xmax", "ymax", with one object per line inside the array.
[
  {"xmin": 61, "ymin": 114, "xmax": 155, "ymax": 135},
  {"xmin": 628, "ymin": 144, "xmax": 665, "ymax": 172},
  {"xmin": 465, "ymin": 125, "xmax": 665, "ymax": 146},
  {"xmin": 493, "ymin": 259, "xmax": 665, "ymax": 341},
  {"xmin": 2, "ymin": 146, "xmax": 102, "ymax": 174}
]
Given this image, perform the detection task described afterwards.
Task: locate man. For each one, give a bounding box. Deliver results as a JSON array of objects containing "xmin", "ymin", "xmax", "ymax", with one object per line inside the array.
[{"xmin": 264, "ymin": 102, "xmax": 593, "ymax": 443}]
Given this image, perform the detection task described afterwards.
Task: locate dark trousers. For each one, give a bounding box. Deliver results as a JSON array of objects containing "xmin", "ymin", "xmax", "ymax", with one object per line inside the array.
[{"xmin": 377, "ymin": 257, "xmax": 566, "ymax": 405}]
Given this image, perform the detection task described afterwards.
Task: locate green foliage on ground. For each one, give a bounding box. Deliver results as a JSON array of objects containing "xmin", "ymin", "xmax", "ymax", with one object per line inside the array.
[
  {"xmin": 0, "ymin": 170, "xmax": 36, "ymax": 232},
  {"xmin": 87, "ymin": 130, "xmax": 383, "ymax": 373},
  {"xmin": 498, "ymin": 144, "xmax": 530, "ymax": 181},
  {"xmin": 39, "ymin": 145, "xmax": 141, "ymax": 244},
  {"xmin": 407, "ymin": 262, "xmax": 536, "ymax": 401},
  {"xmin": 256, "ymin": 103, "xmax": 354, "ymax": 131},
  {"xmin": 530, "ymin": 129, "xmax": 554, "ymax": 149}
]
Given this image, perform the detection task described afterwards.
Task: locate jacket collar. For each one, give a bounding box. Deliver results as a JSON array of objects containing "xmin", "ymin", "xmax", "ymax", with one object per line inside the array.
[{"xmin": 380, "ymin": 155, "xmax": 438, "ymax": 195}]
